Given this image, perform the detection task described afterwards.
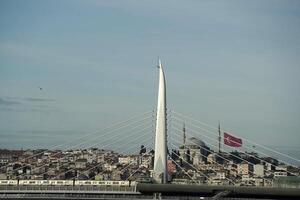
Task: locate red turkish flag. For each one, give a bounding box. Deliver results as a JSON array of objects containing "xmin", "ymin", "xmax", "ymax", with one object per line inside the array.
[{"xmin": 224, "ymin": 132, "xmax": 242, "ymax": 147}]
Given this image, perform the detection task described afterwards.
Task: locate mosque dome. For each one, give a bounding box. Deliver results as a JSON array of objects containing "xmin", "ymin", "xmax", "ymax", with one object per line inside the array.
[{"xmin": 185, "ymin": 137, "xmax": 206, "ymax": 149}]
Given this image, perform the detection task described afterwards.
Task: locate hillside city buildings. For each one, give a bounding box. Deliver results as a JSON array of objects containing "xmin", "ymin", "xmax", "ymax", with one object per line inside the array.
[{"xmin": 1, "ymin": 135, "xmax": 299, "ymax": 188}]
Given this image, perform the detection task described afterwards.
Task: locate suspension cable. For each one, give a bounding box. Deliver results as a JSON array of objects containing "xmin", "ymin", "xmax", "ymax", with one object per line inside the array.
[
  {"xmin": 38, "ymin": 125, "xmax": 153, "ymax": 179},
  {"xmin": 12, "ymin": 115, "xmax": 153, "ymax": 175},
  {"xmin": 171, "ymin": 127, "xmax": 277, "ymax": 181},
  {"xmin": 171, "ymin": 119, "xmax": 299, "ymax": 176},
  {"xmin": 87, "ymin": 143, "xmax": 152, "ymax": 181},
  {"xmin": 172, "ymin": 115, "xmax": 300, "ymax": 170},
  {"xmin": 172, "ymin": 110, "xmax": 300, "ymax": 164},
  {"xmin": 0, "ymin": 110, "xmax": 153, "ymax": 171},
  {"xmin": 168, "ymin": 156, "xmax": 199, "ymax": 184},
  {"xmin": 170, "ymin": 137, "xmax": 235, "ymax": 185},
  {"xmin": 72, "ymin": 130, "xmax": 152, "ymax": 179}
]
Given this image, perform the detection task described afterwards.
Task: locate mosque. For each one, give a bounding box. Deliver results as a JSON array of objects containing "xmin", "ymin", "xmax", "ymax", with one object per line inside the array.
[{"xmin": 178, "ymin": 125, "xmax": 211, "ymax": 167}]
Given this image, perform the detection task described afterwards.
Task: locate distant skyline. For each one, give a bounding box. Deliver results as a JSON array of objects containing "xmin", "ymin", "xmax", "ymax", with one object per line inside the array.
[{"xmin": 0, "ymin": 0, "xmax": 299, "ymax": 160}]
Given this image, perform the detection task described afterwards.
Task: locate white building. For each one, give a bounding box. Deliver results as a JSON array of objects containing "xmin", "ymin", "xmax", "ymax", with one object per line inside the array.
[
  {"xmin": 103, "ymin": 163, "xmax": 117, "ymax": 171},
  {"xmin": 265, "ymin": 163, "xmax": 273, "ymax": 171},
  {"xmin": 254, "ymin": 164, "xmax": 264, "ymax": 177},
  {"xmin": 237, "ymin": 163, "xmax": 251, "ymax": 175},
  {"xmin": 276, "ymin": 165, "xmax": 287, "ymax": 171},
  {"xmin": 216, "ymin": 171, "xmax": 227, "ymax": 180},
  {"xmin": 274, "ymin": 171, "xmax": 288, "ymax": 178},
  {"xmin": 207, "ymin": 153, "xmax": 217, "ymax": 164},
  {"xmin": 118, "ymin": 156, "xmax": 130, "ymax": 165},
  {"xmin": 75, "ymin": 158, "xmax": 87, "ymax": 169}
]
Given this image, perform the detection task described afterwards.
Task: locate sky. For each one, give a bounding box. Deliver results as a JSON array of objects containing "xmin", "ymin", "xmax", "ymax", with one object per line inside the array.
[{"xmin": 0, "ymin": 0, "xmax": 300, "ymax": 160}]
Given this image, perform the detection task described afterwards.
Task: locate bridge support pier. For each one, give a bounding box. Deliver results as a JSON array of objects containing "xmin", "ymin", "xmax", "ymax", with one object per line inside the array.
[{"xmin": 153, "ymin": 59, "xmax": 168, "ymax": 184}]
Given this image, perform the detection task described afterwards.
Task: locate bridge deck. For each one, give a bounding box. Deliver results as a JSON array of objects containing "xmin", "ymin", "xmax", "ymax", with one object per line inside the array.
[
  {"xmin": 0, "ymin": 185, "xmax": 144, "ymax": 200},
  {"xmin": 1, "ymin": 184, "xmax": 300, "ymax": 199},
  {"xmin": 0, "ymin": 185, "xmax": 137, "ymax": 193}
]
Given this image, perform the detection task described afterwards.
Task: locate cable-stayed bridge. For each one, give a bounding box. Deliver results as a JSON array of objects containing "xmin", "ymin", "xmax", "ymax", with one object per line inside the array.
[{"xmin": 1, "ymin": 61, "xmax": 300, "ymax": 199}]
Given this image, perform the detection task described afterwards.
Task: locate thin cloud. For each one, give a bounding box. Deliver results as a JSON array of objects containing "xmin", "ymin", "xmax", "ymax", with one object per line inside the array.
[
  {"xmin": 22, "ymin": 97, "xmax": 55, "ymax": 102},
  {"xmin": 0, "ymin": 96, "xmax": 56, "ymax": 113},
  {"xmin": 0, "ymin": 98, "xmax": 20, "ymax": 106},
  {"xmin": 0, "ymin": 107, "xmax": 52, "ymax": 114},
  {"xmin": 3, "ymin": 96, "xmax": 55, "ymax": 103}
]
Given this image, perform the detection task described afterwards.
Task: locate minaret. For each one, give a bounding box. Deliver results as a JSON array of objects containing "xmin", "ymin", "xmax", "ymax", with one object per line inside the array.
[
  {"xmin": 218, "ymin": 123, "xmax": 221, "ymax": 153},
  {"xmin": 183, "ymin": 123, "xmax": 186, "ymax": 148},
  {"xmin": 153, "ymin": 59, "xmax": 168, "ymax": 183}
]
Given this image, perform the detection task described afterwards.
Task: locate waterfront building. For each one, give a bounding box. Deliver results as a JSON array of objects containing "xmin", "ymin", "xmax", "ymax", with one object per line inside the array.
[{"xmin": 254, "ymin": 164, "xmax": 265, "ymax": 177}]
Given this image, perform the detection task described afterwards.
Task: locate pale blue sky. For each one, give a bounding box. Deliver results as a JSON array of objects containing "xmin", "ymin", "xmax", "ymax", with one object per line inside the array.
[{"xmin": 0, "ymin": 0, "xmax": 300, "ymax": 158}]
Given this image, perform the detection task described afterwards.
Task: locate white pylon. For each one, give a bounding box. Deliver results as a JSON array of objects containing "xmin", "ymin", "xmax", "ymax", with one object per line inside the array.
[{"xmin": 153, "ymin": 59, "xmax": 168, "ymax": 183}]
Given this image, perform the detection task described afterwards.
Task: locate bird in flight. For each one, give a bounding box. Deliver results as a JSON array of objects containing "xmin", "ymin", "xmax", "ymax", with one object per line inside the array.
[{"xmin": 38, "ymin": 87, "xmax": 43, "ymax": 90}]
